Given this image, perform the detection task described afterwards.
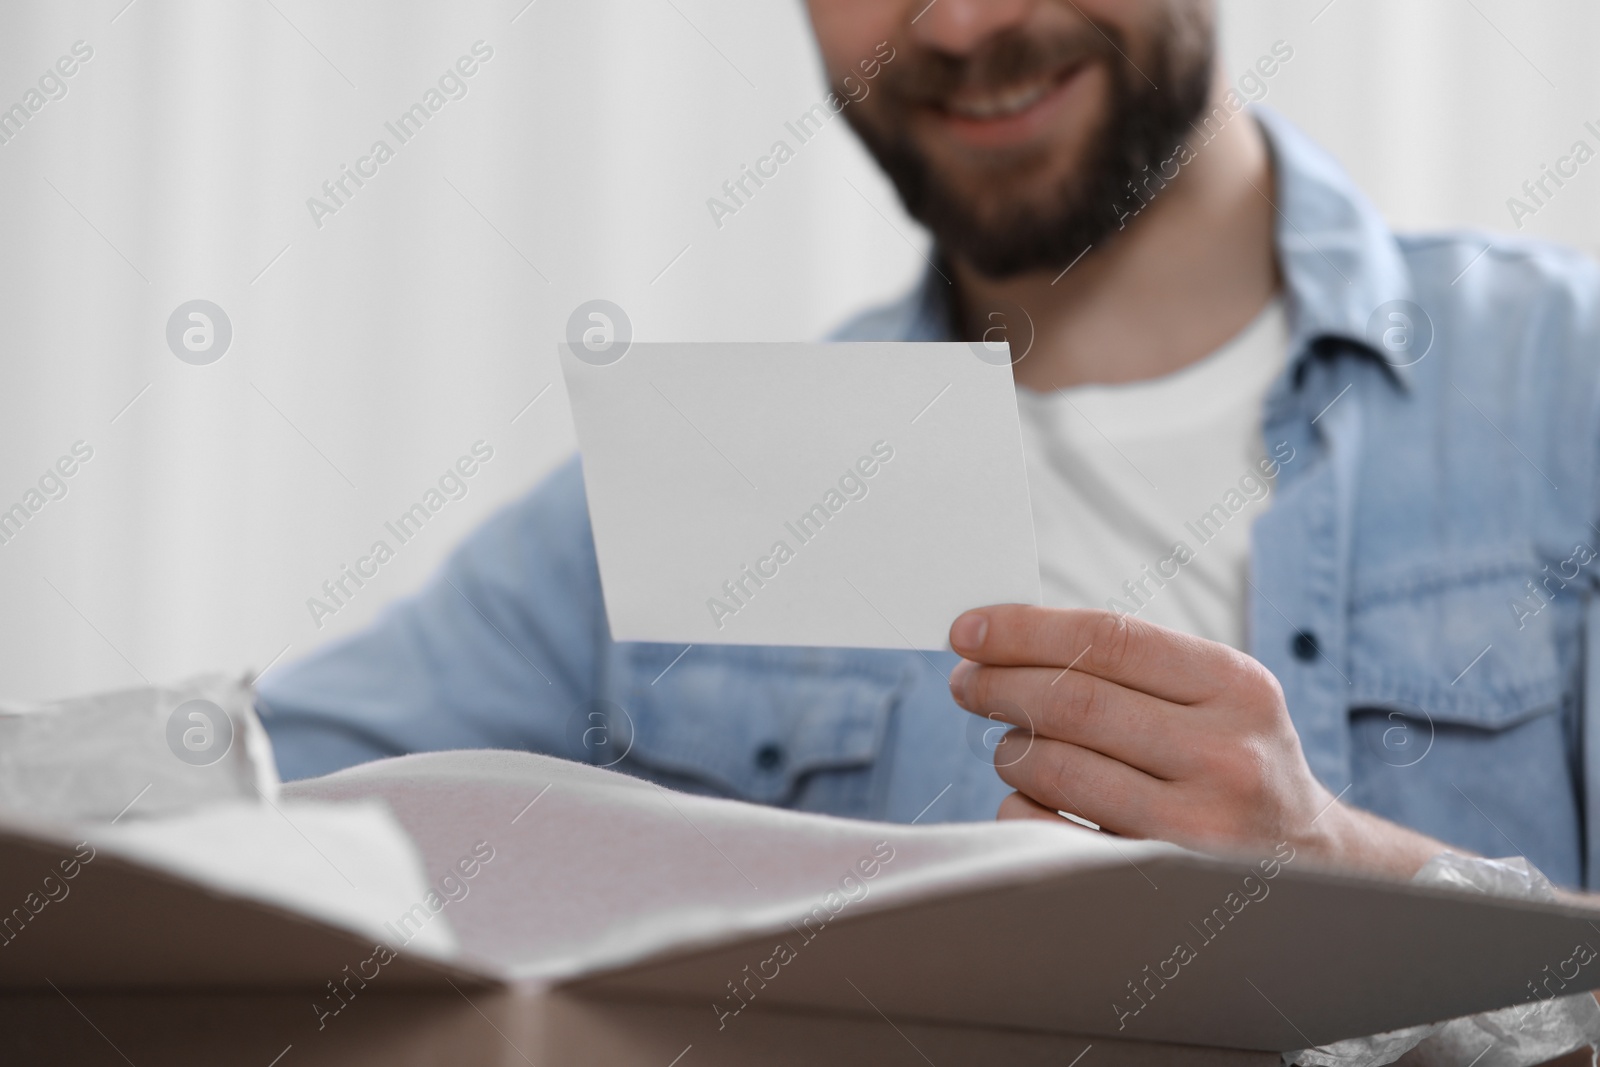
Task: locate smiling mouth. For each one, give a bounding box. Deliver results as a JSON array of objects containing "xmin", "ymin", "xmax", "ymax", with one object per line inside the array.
[{"xmin": 938, "ymin": 61, "xmax": 1087, "ymax": 122}]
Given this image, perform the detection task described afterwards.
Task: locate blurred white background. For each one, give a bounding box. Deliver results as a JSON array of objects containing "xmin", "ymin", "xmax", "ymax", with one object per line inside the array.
[{"xmin": 1, "ymin": 0, "xmax": 1596, "ymax": 702}]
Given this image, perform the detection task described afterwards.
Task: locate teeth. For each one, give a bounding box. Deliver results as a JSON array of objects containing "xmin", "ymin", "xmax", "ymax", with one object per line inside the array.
[{"xmin": 947, "ymin": 78, "xmax": 1056, "ymax": 120}]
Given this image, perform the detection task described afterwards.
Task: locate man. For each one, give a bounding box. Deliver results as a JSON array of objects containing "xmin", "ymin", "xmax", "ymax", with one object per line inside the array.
[{"xmin": 259, "ymin": 0, "xmax": 1600, "ymax": 894}]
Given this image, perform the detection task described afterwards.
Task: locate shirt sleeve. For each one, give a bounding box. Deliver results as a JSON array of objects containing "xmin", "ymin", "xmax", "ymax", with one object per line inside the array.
[{"xmin": 255, "ymin": 456, "xmax": 606, "ymax": 781}]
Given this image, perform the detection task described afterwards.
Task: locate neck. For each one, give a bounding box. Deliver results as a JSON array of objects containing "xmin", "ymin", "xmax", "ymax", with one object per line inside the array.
[{"xmin": 953, "ymin": 85, "xmax": 1281, "ymax": 392}]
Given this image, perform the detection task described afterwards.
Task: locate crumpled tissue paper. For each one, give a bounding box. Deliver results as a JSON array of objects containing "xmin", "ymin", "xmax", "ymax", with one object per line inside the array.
[{"xmin": 0, "ymin": 671, "xmax": 278, "ymax": 823}]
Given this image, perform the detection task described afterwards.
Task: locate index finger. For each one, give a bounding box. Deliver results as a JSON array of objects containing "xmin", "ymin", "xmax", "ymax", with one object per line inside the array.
[{"xmin": 948, "ymin": 604, "xmax": 1237, "ymax": 705}]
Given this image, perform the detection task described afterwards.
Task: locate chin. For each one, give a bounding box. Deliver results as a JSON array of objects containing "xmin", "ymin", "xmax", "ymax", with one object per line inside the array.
[{"xmin": 943, "ymin": 169, "xmax": 1088, "ymax": 234}]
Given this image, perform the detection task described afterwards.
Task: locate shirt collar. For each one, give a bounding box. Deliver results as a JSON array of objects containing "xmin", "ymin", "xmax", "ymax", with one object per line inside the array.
[
  {"xmin": 1252, "ymin": 105, "xmax": 1415, "ymax": 392},
  {"xmin": 894, "ymin": 106, "xmax": 1415, "ymax": 392}
]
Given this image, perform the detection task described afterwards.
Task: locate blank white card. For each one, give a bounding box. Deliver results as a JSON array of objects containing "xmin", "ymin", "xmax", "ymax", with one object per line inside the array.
[{"xmin": 559, "ymin": 342, "xmax": 1040, "ymax": 650}]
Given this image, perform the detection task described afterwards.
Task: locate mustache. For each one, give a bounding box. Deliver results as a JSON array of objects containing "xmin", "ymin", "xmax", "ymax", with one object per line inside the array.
[{"xmin": 874, "ymin": 28, "xmax": 1113, "ymax": 106}]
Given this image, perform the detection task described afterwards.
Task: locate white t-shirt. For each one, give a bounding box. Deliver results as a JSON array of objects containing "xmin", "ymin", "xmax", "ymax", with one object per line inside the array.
[{"xmin": 1014, "ymin": 297, "xmax": 1290, "ymax": 650}]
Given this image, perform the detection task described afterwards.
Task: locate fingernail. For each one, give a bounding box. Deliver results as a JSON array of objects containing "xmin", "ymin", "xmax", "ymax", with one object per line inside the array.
[
  {"xmin": 950, "ymin": 612, "xmax": 987, "ymax": 653},
  {"xmin": 948, "ymin": 659, "xmax": 976, "ymax": 703}
]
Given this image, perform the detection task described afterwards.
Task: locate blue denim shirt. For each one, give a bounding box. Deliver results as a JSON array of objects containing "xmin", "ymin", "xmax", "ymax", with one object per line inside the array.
[{"xmin": 259, "ymin": 108, "xmax": 1600, "ymax": 888}]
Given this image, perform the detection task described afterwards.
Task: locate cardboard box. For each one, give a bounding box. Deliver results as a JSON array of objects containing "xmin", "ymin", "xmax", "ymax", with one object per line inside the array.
[{"xmin": 2, "ymin": 750, "xmax": 1595, "ymax": 1064}]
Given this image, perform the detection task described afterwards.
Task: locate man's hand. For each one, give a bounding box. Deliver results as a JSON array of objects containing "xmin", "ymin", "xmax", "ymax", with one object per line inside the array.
[{"xmin": 947, "ymin": 605, "xmax": 1446, "ymax": 878}]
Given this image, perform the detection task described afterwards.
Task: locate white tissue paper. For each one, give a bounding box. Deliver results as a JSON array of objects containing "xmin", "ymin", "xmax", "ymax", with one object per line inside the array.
[
  {"xmin": 1289, "ymin": 853, "xmax": 1600, "ymax": 1067},
  {"xmin": 0, "ymin": 675, "xmax": 458, "ymax": 960},
  {"xmin": 0, "ymin": 671, "xmax": 279, "ymax": 823}
]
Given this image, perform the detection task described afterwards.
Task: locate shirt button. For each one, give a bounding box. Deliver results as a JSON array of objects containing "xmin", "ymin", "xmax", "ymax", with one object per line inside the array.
[
  {"xmin": 1291, "ymin": 630, "xmax": 1320, "ymax": 662},
  {"xmin": 755, "ymin": 743, "xmax": 785, "ymax": 771}
]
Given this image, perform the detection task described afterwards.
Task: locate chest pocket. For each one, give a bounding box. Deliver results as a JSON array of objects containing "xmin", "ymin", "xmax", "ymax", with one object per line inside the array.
[
  {"xmin": 601, "ymin": 643, "xmax": 906, "ymax": 806},
  {"xmin": 1341, "ymin": 551, "xmax": 1587, "ymax": 884},
  {"xmin": 1346, "ymin": 552, "xmax": 1575, "ymax": 731}
]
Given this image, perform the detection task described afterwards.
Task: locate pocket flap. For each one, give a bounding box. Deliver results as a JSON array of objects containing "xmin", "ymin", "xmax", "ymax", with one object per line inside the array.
[
  {"xmin": 609, "ymin": 644, "xmax": 905, "ymax": 804},
  {"xmin": 1348, "ymin": 556, "xmax": 1570, "ymax": 729}
]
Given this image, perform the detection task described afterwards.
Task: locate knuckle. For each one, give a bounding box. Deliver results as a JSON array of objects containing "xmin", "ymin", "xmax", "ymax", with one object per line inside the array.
[
  {"xmin": 1045, "ymin": 748, "xmax": 1118, "ymax": 823},
  {"xmin": 1087, "ymin": 611, "xmax": 1139, "ymax": 677},
  {"xmin": 1233, "ymin": 650, "xmax": 1281, "ymax": 696},
  {"xmin": 1052, "ymin": 673, "xmax": 1107, "ymax": 733},
  {"xmin": 1054, "ymin": 758, "xmax": 1135, "ymax": 832},
  {"xmin": 1210, "ymin": 649, "xmax": 1284, "ymax": 717},
  {"xmin": 1048, "ymin": 758, "xmax": 1079, "ymax": 809},
  {"xmin": 1025, "ymin": 733, "xmax": 1064, "ymax": 783}
]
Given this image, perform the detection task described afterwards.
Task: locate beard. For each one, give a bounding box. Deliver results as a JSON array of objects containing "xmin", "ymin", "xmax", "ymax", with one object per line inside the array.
[{"xmin": 840, "ymin": 8, "xmax": 1215, "ymax": 280}]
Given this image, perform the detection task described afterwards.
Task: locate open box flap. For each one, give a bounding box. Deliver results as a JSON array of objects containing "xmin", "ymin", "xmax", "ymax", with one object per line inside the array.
[
  {"xmin": 0, "ymin": 806, "xmax": 501, "ymax": 991},
  {"xmin": 7, "ymin": 748, "xmax": 1600, "ymax": 1055},
  {"xmin": 565, "ymin": 848, "xmax": 1600, "ymax": 1051}
]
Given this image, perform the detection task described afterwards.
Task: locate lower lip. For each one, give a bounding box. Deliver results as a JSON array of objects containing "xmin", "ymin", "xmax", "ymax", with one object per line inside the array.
[{"xmin": 929, "ymin": 63, "xmax": 1093, "ymax": 150}]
